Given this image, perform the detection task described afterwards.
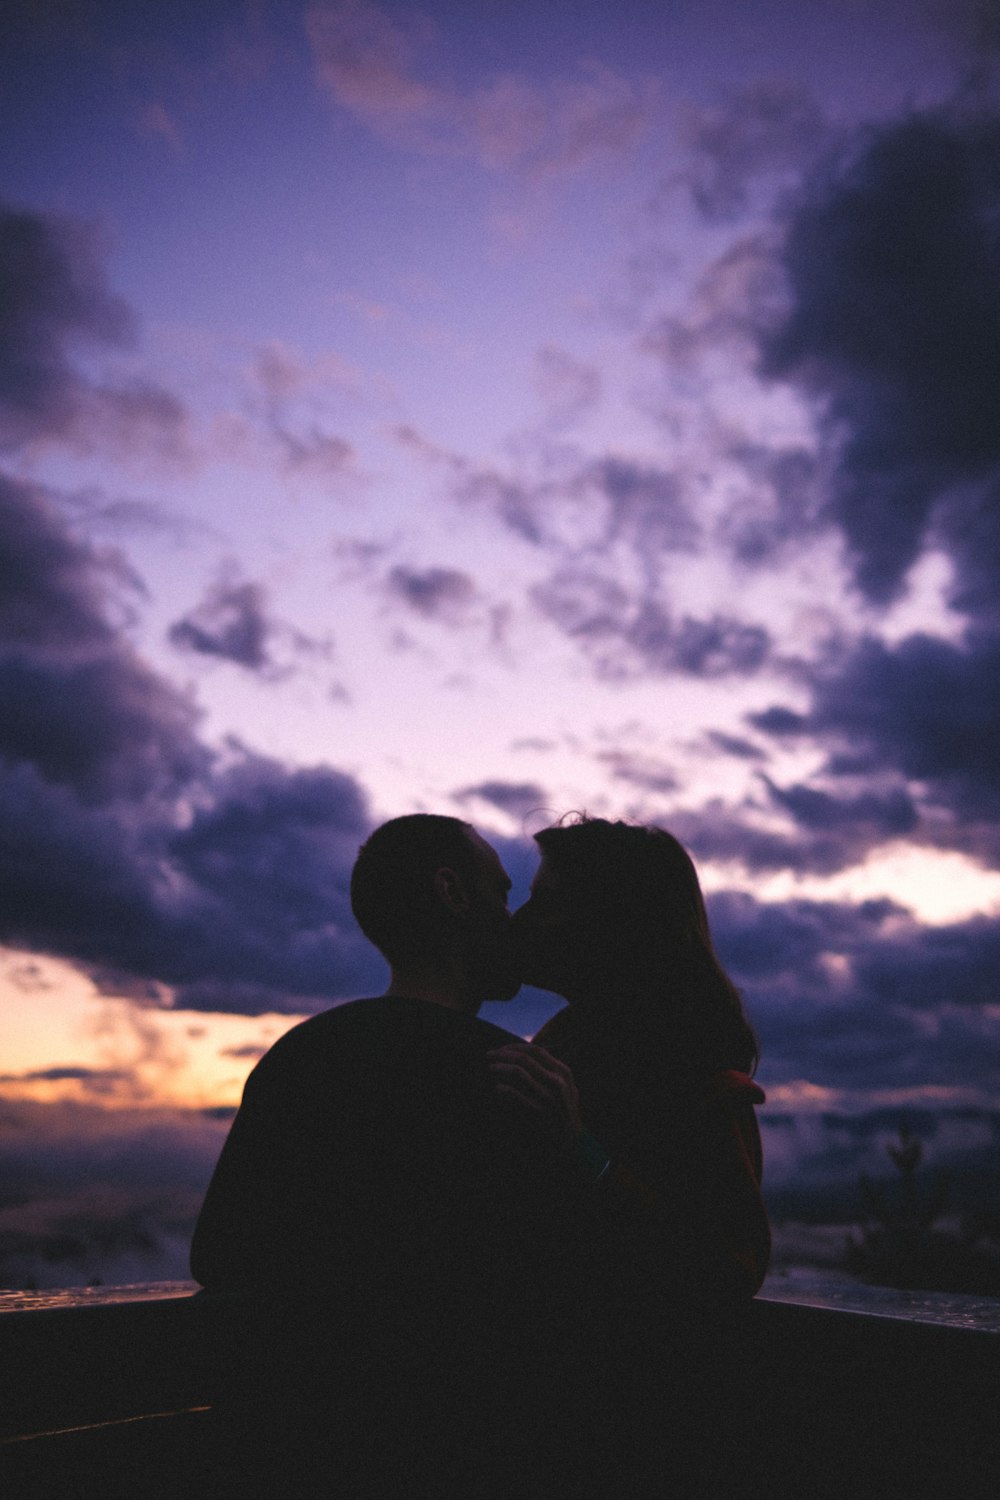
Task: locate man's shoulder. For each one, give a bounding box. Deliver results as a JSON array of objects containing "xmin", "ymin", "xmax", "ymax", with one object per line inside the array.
[
  {"xmin": 253, "ymin": 997, "xmax": 390, "ymax": 1074},
  {"xmin": 254, "ymin": 997, "xmax": 519, "ymax": 1077},
  {"xmin": 276, "ymin": 996, "xmax": 387, "ymax": 1044}
]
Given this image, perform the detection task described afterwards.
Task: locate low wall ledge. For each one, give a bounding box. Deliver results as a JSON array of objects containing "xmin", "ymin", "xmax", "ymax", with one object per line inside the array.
[{"xmin": 3, "ymin": 1270, "xmax": 999, "ymax": 1332}]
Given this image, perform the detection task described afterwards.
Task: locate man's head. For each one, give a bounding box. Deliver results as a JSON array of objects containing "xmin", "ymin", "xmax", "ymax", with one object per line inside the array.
[{"xmin": 350, "ymin": 814, "xmax": 520, "ymax": 1008}]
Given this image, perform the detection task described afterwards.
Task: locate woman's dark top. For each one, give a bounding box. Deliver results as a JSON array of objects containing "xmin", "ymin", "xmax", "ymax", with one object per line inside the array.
[{"xmin": 534, "ymin": 1004, "xmax": 770, "ymax": 1332}]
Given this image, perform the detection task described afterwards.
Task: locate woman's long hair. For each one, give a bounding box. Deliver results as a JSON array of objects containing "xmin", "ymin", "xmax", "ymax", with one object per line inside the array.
[{"xmin": 534, "ymin": 816, "xmax": 759, "ymax": 1076}]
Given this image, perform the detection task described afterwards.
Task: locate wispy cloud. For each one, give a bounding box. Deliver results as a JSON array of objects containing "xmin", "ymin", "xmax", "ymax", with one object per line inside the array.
[
  {"xmin": 306, "ymin": 0, "xmax": 656, "ymax": 178},
  {"xmin": 136, "ymin": 101, "xmax": 185, "ymax": 157},
  {"xmin": 169, "ymin": 568, "xmax": 334, "ymax": 680},
  {"xmin": 532, "ymin": 567, "xmax": 772, "ymax": 681},
  {"xmin": 454, "ymin": 779, "xmax": 548, "ymax": 823},
  {"xmin": 677, "ymin": 80, "xmax": 830, "ymax": 222},
  {"xmin": 385, "ymin": 563, "xmax": 477, "ymax": 622}
]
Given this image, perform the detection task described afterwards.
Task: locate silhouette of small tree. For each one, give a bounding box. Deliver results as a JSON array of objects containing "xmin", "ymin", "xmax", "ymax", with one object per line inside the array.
[{"xmin": 846, "ymin": 1123, "xmax": 1000, "ymax": 1295}]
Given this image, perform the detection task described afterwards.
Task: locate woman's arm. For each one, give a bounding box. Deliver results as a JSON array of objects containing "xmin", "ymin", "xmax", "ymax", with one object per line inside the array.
[{"xmin": 485, "ymin": 1042, "xmax": 770, "ymax": 1322}]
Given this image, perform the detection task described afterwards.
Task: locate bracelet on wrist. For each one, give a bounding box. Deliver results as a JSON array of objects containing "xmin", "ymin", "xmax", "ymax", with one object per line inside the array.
[{"xmin": 572, "ymin": 1128, "xmax": 612, "ymax": 1186}]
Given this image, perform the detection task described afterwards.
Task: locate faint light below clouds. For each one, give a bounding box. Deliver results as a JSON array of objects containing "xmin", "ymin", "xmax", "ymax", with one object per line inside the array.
[{"xmin": 721, "ymin": 844, "xmax": 1000, "ymax": 927}]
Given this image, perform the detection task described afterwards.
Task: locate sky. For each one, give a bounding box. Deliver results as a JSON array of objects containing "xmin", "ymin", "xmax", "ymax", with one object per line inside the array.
[{"xmin": 1, "ymin": 0, "xmax": 1000, "ymax": 1288}]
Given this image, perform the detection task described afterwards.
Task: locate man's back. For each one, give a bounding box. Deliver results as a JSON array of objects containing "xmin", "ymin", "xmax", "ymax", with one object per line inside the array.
[
  {"xmin": 192, "ymin": 996, "xmax": 572, "ymax": 1327},
  {"xmin": 192, "ymin": 997, "xmax": 584, "ymax": 1494}
]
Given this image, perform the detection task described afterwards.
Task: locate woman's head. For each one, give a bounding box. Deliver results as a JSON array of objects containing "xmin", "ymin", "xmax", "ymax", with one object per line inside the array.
[{"xmin": 513, "ymin": 816, "xmax": 758, "ymax": 1073}]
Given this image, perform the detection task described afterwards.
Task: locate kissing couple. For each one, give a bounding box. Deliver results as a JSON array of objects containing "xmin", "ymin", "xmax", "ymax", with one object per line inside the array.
[{"xmin": 193, "ymin": 813, "xmax": 769, "ymax": 1498}]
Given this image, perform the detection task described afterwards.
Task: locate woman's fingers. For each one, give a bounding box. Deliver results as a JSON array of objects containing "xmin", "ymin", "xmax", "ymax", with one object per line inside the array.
[
  {"xmin": 487, "ymin": 1047, "xmax": 576, "ymax": 1103},
  {"xmin": 486, "ymin": 1044, "xmax": 583, "ymax": 1136},
  {"xmin": 487, "ymin": 1043, "xmax": 574, "ymax": 1087},
  {"xmin": 488, "ymin": 1055, "xmax": 561, "ymax": 1106}
]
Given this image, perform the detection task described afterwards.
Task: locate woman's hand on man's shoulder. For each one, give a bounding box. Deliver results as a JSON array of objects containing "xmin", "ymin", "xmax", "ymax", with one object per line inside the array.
[{"xmin": 486, "ymin": 1041, "xmax": 585, "ymax": 1145}]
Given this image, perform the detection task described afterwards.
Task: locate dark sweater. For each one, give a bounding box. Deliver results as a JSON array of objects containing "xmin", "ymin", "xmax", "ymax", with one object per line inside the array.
[
  {"xmin": 192, "ymin": 997, "xmax": 576, "ymax": 1325},
  {"xmin": 191, "ymin": 997, "xmax": 587, "ymax": 1494},
  {"xmin": 534, "ymin": 1006, "xmax": 771, "ymax": 1328}
]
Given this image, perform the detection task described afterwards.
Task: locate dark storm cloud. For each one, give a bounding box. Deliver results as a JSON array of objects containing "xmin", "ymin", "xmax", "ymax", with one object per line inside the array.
[
  {"xmin": 808, "ymin": 632, "xmax": 1000, "ymax": 820},
  {"xmin": 0, "ymin": 745, "xmax": 382, "ymax": 1016},
  {"xmin": 707, "ymin": 889, "xmax": 900, "ymax": 987},
  {"xmin": 165, "ymin": 756, "xmax": 380, "ymax": 1011},
  {"xmin": 852, "ymin": 913, "xmax": 1000, "ymax": 1011},
  {"xmin": 0, "ymin": 201, "xmax": 133, "ymax": 449},
  {"xmin": 763, "ymin": 778, "xmax": 918, "ymax": 841},
  {"xmin": 0, "ymin": 652, "xmax": 206, "ymax": 804},
  {"xmin": 702, "ymin": 890, "xmax": 1000, "ymax": 1098},
  {"xmin": 750, "ymin": 627, "xmax": 1000, "ymax": 863},
  {"xmin": 0, "ymin": 473, "xmax": 205, "ymax": 803},
  {"xmin": 0, "ymin": 202, "xmax": 189, "ymax": 460},
  {"xmin": 0, "ymin": 472, "xmax": 380, "ymax": 1013},
  {"xmin": 761, "ymin": 109, "xmax": 1000, "ymax": 610},
  {"xmin": 729, "ymin": 117, "xmax": 1000, "ymax": 871},
  {"xmin": 0, "ymin": 208, "xmax": 382, "ymax": 1014},
  {"xmin": 0, "ymin": 470, "xmax": 119, "ymax": 651},
  {"xmin": 672, "ymin": 772, "xmax": 925, "ymax": 877},
  {"xmin": 531, "ymin": 568, "xmax": 771, "ymax": 679}
]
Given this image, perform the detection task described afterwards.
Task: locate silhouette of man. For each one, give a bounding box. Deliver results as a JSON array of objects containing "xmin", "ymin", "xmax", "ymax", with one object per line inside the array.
[{"xmin": 191, "ymin": 814, "xmax": 583, "ymax": 1495}]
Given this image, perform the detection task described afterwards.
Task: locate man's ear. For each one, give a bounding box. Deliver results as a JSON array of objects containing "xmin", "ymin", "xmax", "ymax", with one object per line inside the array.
[{"xmin": 434, "ymin": 866, "xmax": 471, "ymax": 916}]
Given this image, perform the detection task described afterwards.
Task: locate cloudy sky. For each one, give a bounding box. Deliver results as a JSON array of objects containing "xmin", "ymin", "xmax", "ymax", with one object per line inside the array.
[{"xmin": 2, "ymin": 0, "xmax": 1000, "ymax": 1286}]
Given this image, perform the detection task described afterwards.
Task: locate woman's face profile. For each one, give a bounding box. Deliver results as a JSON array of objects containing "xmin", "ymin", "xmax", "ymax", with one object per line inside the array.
[{"xmin": 511, "ymin": 857, "xmax": 586, "ymax": 999}]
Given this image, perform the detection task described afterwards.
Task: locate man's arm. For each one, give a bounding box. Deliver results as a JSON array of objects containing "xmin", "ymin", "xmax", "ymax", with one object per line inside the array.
[{"xmin": 191, "ymin": 1060, "xmax": 310, "ymax": 1289}]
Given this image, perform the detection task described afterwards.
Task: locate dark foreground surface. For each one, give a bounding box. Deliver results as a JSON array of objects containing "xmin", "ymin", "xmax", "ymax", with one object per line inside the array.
[{"xmin": 1, "ymin": 1274, "xmax": 998, "ymax": 1497}]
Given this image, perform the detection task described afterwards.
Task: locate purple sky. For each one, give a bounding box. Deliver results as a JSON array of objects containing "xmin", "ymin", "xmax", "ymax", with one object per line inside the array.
[{"xmin": 2, "ymin": 0, "xmax": 1000, "ymax": 1286}]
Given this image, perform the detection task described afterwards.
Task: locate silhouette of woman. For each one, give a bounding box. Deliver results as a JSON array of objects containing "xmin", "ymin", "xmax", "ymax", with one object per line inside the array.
[{"xmin": 489, "ymin": 816, "xmax": 770, "ymax": 1494}]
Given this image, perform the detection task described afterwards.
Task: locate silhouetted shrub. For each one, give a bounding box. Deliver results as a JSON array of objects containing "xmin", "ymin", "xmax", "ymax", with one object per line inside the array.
[{"xmin": 846, "ymin": 1125, "xmax": 1000, "ymax": 1295}]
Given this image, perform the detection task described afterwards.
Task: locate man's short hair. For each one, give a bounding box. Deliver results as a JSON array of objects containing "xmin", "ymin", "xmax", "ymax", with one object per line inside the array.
[{"xmin": 350, "ymin": 814, "xmax": 481, "ymax": 967}]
